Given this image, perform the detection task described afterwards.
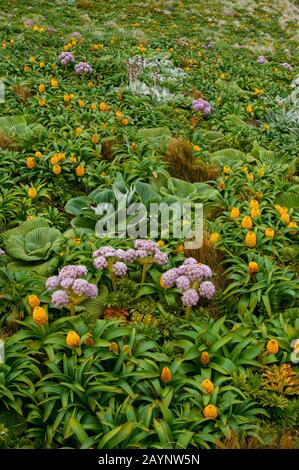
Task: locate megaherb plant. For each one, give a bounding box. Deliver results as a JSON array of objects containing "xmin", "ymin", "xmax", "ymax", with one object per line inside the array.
[
  {"xmin": 2, "ymin": 317, "xmax": 269, "ymax": 449},
  {"xmin": 0, "ymin": 0, "xmax": 298, "ymax": 450}
]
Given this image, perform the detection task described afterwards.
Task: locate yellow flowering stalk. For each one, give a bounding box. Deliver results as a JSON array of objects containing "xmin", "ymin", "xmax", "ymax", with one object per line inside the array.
[
  {"xmin": 161, "ymin": 367, "xmax": 172, "ymax": 384},
  {"xmin": 200, "ymin": 351, "xmax": 210, "ymax": 366},
  {"xmin": 266, "ymin": 339, "xmax": 279, "ymax": 355},
  {"xmin": 230, "ymin": 207, "xmax": 240, "ymax": 220},
  {"xmin": 209, "ymin": 232, "xmax": 219, "ymax": 245},
  {"xmin": 28, "ymin": 187, "xmax": 37, "ymax": 199},
  {"xmin": 76, "ymin": 166, "xmax": 85, "ymax": 177},
  {"xmin": 288, "ymin": 221, "xmax": 298, "ymax": 235},
  {"xmin": 245, "ymin": 231, "xmax": 257, "ymax": 248},
  {"xmin": 28, "ymin": 295, "xmax": 40, "ymax": 309},
  {"xmin": 26, "ymin": 157, "xmax": 36, "ymax": 169},
  {"xmin": 248, "ymin": 262, "xmax": 259, "ymax": 275},
  {"xmin": 265, "ymin": 227, "xmax": 274, "ymax": 239},
  {"xmin": 241, "ymin": 216, "xmax": 253, "ymax": 229},
  {"xmin": 66, "ymin": 331, "xmax": 80, "ymax": 349},
  {"xmin": 32, "ymin": 306, "xmax": 48, "ymax": 326},
  {"xmin": 201, "ymin": 379, "xmax": 214, "ymax": 394},
  {"xmin": 203, "ymin": 404, "xmax": 218, "ymax": 420}
]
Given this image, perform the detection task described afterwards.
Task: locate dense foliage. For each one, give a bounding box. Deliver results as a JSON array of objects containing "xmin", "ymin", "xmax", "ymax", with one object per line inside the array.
[{"xmin": 0, "ymin": 0, "xmax": 298, "ymax": 449}]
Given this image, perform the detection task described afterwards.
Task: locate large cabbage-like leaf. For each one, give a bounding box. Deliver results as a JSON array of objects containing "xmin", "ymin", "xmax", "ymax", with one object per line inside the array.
[
  {"xmin": 276, "ymin": 190, "xmax": 299, "ymax": 209},
  {"xmin": 5, "ymin": 228, "xmax": 61, "ymax": 261},
  {"xmin": 65, "ymin": 196, "xmax": 91, "ymax": 215},
  {"xmin": 210, "ymin": 148, "xmax": 247, "ymax": 165},
  {"xmin": 8, "ymin": 257, "xmax": 59, "ymax": 276},
  {"xmin": 1, "ymin": 217, "xmax": 49, "ymax": 241},
  {"xmin": 134, "ymin": 182, "xmax": 161, "ymax": 204}
]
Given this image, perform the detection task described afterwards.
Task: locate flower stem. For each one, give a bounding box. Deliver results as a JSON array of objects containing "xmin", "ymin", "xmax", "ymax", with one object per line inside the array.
[
  {"xmin": 185, "ymin": 307, "xmax": 192, "ymax": 320},
  {"xmin": 141, "ymin": 264, "xmax": 149, "ymax": 284},
  {"xmin": 70, "ymin": 305, "xmax": 76, "ymax": 316},
  {"xmin": 111, "ymin": 272, "xmax": 116, "ymax": 291}
]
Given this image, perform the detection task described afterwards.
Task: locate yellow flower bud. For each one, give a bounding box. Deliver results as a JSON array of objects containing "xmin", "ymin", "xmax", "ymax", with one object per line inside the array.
[
  {"xmin": 66, "ymin": 331, "xmax": 80, "ymax": 348},
  {"xmin": 203, "ymin": 404, "xmax": 218, "ymax": 420},
  {"xmin": 230, "ymin": 207, "xmax": 240, "ymax": 220},
  {"xmin": 241, "ymin": 216, "xmax": 253, "ymax": 229},
  {"xmin": 201, "ymin": 379, "xmax": 214, "ymax": 394},
  {"xmin": 161, "ymin": 367, "xmax": 172, "ymax": 384},
  {"xmin": 32, "ymin": 306, "xmax": 48, "ymax": 326},
  {"xmin": 266, "ymin": 339, "xmax": 279, "ymax": 355},
  {"xmin": 245, "ymin": 231, "xmax": 256, "ymax": 248},
  {"xmin": 28, "ymin": 295, "xmax": 40, "ymax": 309},
  {"xmin": 248, "ymin": 261, "xmax": 259, "ymax": 275},
  {"xmin": 28, "ymin": 187, "xmax": 37, "ymax": 199}
]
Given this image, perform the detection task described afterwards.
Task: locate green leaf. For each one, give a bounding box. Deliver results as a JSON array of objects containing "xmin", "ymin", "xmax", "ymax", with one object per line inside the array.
[{"xmin": 97, "ymin": 422, "xmax": 135, "ymax": 449}]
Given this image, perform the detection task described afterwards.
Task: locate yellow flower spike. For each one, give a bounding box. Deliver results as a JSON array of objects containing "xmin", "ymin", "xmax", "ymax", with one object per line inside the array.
[
  {"xmin": 265, "ymin": 228, "xmax": 275, "ymax": 239},
  {"xmin": 76, "ymin": 166, "xmax": 85, "ymax": 177},
  {"xmin": 70, "ymin": 154, "xmax": 77, "ymax": 163},
  {"xmin": 249, "ymin": 199, "xmax": 259, "ymax": 209},
  {"xmin": 251, "ymin": 208, "xmax": 260, "ymax": 218},
  {"xmin": 26, "ymin": 157, "xmax": 36, "ymax": 169},
  {"xmin": 52, "ymin": 164, "xmax": 61, "ymax": 175},
  {"xmin": 193, "ymin": 145, "xmax": 201, "ymax": 151},
  {"xmin": 248, "ymin": 261, "xmax": 259, "ymax": 275},
  {"xmin": 64, "ymin": 94, "xmax": 70, "ymax": 103},
  {"xmin": 200, "ymin": 351, "xmax": 210, "ymax": 366},
  {"xmin": 75, "ymin": 127, "xmax": 82, "ymax": 135},
  {"xmin": 245, "ymin": 231, "xmax": 257, "ymax": 248},
  {"xmin": 223, "ymin": 165, "xmax": 231, "ymax": 174},
  {"xmin": 230, "ymin": 207, "xmax": 240, "ymax": 220},
  {"xmin": 288, "ymin": 221, "xmax": 298, "ymax": 235},
  {"xmin": 99, "ymin": 102, "xmax": 109, "ymax": 112},
  {"xmin": 50, "ymin": 78, "xmax": 58, "ymax": 88},
  {"xmin": 201, "ymin": 379, "xmax": 214, "ymax": 394},
  {"xmin": 38, "ymin": 84, "xmax": 45, "ymax": 93},
  {"xmin": 28, "ymin": 187, "xmax": 37, "ymax": 199},
  {"xmin": 131, "ymin": 143, "xmax": 137, "ymax": 152},
  {"xmin": 203, "ymin": 404, "xmax": 218, "ymax": 420},
  {"xmin": 266, "ymin": 339, "xmax": 279, "ymax": 355},
  {"xmin": 38, "ymin": 98, "xmax": 46, "ymax": 106},
  {"xmin": 28, "ymin": 295, "xmax": 40, "ymax": 309},
  {"xmin": 92, "ymin": 134, "xmax": 99, "ymax": 144},
  {"xmin": 66, "ymin": 331, "xmax": 80, "ymax": 349},
  {"xmin": 78, "ymin": 100, "xmax": 85, "ymax": 108},
  {"xmin": 50, "ymin": 155, "xmax": 60, "ymax": 165},
  {"xmin": 161, "ymin": 367, "xmax": 172, "ymax": 384},
  {"xmin": 241, "ymin": 216, "xmax": 253, "ymax": 229},
  {"xmin": 32, "ymin": 306, "xmax": 48, "ymax": 326},
  {"xmin": 90, "ymin": 102, "xmax": 97, "ymax": 110},
  {"xmin": 209, "ymin": 232, "xmax": 219, "ymax": 245},
  {"xmin": 246, "ymin": 104, "xmax": 253, "ymax": 113},
  {"xmin": 247, "ymin": 173, "xmax": 254, "ymax": 182},
  {"xmin": 281, "ymin": 213, "xmax": 290, "ymax": 225},
  {"xmin": 121, "ymin": 118, "xmax": 129, "ymax": 126}
]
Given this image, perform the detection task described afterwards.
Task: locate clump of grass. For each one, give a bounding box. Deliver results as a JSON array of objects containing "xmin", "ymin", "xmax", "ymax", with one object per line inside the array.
[{"xmin": 165, "ymin": 137, "xmax": 220, "ymax": 182}]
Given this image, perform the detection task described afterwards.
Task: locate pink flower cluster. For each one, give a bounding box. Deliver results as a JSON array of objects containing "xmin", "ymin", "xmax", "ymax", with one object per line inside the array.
[
  {"xmin": 93, "ymin": 240, "xmax": 168, "ymax": 277},
  {"xmin": 58, "ymin": 52, "xmax": 75, "ymax": 65},
  {"xmin": 161, "ymin": 258, "xmax": 215, "ymax": 307},
  {"xmin": 192, "ymin": 98, "xmax": 212, "ymax": 115},
  {"xmin": 46, "ymin": 264, "xmax": 98, "ymax": 308}
]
